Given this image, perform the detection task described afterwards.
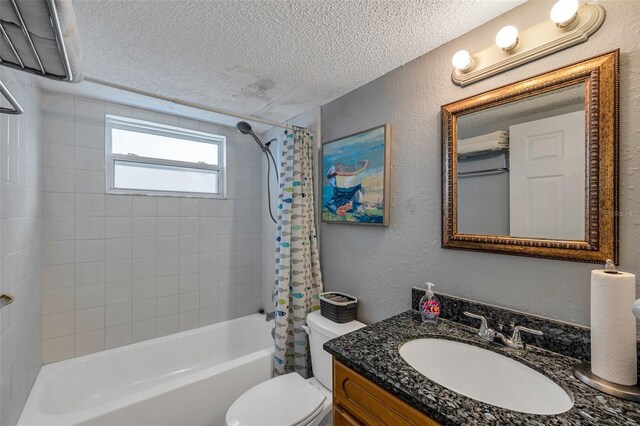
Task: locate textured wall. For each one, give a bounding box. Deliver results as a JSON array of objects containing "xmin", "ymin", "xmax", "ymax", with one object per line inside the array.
[
  {"xmin": 0, "ymin": 68, "xmax": 43, "ymax": 426},
  {"xmin": 320, "ymin": 0, "xmax": 640, "ymax": 327},
  {"xmin": 40, "ymin": 91, "xmax": 265, "ymax": 363}
]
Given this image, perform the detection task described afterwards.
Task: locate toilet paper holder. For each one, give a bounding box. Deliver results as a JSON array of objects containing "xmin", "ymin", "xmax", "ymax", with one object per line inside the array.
[{"xmin": 573, "ymin": 362, "xmax": 640, "ymax": 402}]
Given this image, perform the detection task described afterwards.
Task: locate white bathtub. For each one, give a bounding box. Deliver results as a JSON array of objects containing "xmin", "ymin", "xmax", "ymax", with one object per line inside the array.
[{"xmin": 19, "ymin": 314, "xmax": 274, "ymax": 426}]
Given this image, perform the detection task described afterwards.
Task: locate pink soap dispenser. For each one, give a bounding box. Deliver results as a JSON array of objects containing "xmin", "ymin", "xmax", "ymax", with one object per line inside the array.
[{"xmin": 420, "ymin": 282, "xmax": 441, "ymax": 324}]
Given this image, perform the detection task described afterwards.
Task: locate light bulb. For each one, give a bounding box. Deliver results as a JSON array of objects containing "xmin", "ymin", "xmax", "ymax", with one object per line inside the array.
[
  {"xmin": 551, "ymin": 0, "xmax": 580, "ymax": 27},
  {"xmin": 495, "ymin": 26, "xmax": 519, "ymax": 51},
  {"xmin": 452, "ymin": 50, "xmax": 473, "ymax": 72}
]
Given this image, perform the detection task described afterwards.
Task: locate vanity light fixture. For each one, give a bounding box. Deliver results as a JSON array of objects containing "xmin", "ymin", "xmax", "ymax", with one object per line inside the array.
[
  {"xmin": 495, "ymin": 26, "xmax": 519, "ymax": 51},
  {"xmin": 451, "ymin": 50, "xmax": 474, "ymax": 72},
  {"xmin": 451, "ymin": 1, "xmax": 605, "ymax": 86},
  {"xmin": 550, "ymin": 0, "xmax": 580, "ymax": 28}
]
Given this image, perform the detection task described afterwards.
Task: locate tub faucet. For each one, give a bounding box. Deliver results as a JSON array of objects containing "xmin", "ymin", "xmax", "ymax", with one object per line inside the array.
[{"xmin": 259, "ymin": 309, "xmax": 276, "ymax": 322}]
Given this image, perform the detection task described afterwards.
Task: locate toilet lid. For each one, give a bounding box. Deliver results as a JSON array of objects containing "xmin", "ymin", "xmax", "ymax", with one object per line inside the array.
[{"xmin": 226, "ymin": 373, "xmax": 326, "ymax": 426}]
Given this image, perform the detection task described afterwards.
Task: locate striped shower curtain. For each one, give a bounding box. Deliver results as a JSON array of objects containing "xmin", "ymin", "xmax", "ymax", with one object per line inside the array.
[{"xmin": 273, "ymin": 129, "xmax": 323, "ymax": 378}]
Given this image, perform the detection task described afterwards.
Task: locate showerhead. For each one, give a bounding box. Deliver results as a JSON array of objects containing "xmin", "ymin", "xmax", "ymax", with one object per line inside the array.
[
  {"xmin": 235, "ymin": 121, "xmax": 253, "ymax": 135},
  {"xmin": 235, "ymin": 121, "xmax": 279, "ymax": 224},
  {"xmin": 236, "ymin": 121, "xmax": 266, "ymax": 151}
]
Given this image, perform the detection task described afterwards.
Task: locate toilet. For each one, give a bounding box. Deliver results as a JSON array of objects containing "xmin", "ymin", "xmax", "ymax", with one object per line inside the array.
[{"xmin": 225, "ymin": 311, "xmax": 365, "ymax": 426}]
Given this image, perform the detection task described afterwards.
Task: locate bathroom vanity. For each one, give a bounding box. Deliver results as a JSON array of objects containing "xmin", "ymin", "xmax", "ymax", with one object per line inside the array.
[
  {"xmin": 325, "ymin": 292, "xmax": 640, "ymax": 425},
  {"xmin": 333, "ymin": 360, "xmax": 439, "ymax": 425}
]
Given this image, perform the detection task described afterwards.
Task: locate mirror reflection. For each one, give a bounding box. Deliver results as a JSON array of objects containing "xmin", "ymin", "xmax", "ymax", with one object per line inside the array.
[{"xmin": 456, "ymin": 83, "xmax": 586, "ymax": 240}]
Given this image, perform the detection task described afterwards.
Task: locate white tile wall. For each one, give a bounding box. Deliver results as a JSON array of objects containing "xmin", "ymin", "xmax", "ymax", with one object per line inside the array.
[
  {"xmin": 40, "ymin": 91, "xmax": 266, "ymax": 363},
  {"xmin": 0, "ymin": 68, "xmax": 43, "ymax": 426}
]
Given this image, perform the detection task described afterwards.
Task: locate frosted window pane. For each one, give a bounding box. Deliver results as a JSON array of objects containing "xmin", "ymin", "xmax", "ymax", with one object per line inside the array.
[
  {"xmin": 112, "ymin": 128, "xmax": 219, "ymax": 164},
  {"xmin": 114, "ymin": 161, "xmax": 218, "ymax": 194}
]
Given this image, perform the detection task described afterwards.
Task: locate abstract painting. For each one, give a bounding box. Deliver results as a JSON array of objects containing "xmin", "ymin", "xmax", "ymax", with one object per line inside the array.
[{"xmin": 321, "ymin": 125, "xmax": 390, "ymax": 226}]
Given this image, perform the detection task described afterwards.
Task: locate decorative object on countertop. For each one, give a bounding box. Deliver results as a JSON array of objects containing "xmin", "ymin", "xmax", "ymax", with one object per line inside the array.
[
  {"xmin": 419, "ymin": 283, "xmax": 440, "ymax": 324},
  {"xmin": 273, "ymin": 128, "xmax": 323, "ymax": 378},
  {"xmin": 411, "ymin": 287, "xmax": 640, "ymax": 374},
  {"xmin": 321, "ymin": 125, "xmax": 391, "ymax": 226},
  {"xmin": 571, "ymin": 260, "xmax": 640, "ymax": 402},
  {"xmin": 633, "ymin": 298, "xmax": 640, "ymax": 321},
  {"xmin": 319, "ymin": 292, "xmax": 357, "ymax": 323}
]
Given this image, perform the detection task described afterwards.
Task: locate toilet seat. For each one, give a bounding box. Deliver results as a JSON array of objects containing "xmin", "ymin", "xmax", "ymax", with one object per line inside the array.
[{"xmin": 226, "ymin": 373, "xmax": 327, "ymax": 426}]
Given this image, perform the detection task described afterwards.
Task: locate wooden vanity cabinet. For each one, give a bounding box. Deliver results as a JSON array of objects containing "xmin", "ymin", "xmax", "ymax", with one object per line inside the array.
[{"xmin": 333, "ymin": 359, "xmax": 440, "ymax": 425}]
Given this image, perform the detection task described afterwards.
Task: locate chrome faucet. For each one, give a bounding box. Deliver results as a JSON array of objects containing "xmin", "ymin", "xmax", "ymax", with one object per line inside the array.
[
  {"xmin": 494, "ymin": 325, "xmax": 543, "ymax": 350},
  {"xmin": 463, "ymin": 312, "xmax": 496, "ymax": 341},
  {"xmin": 464, "ymin": 311, "xmax": 543, "ymax": 350}
]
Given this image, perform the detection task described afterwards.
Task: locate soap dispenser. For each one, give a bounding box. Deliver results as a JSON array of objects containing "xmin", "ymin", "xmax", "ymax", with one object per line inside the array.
[{"xmin": 420, "ymin": 282, "xmax": 440, "ymax": 324}]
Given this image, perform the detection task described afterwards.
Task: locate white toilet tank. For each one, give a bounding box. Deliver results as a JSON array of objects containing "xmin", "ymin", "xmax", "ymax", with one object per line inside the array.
[{"xmin": 305, "ymin": 311, "xmax": 365, "ymax": 390}]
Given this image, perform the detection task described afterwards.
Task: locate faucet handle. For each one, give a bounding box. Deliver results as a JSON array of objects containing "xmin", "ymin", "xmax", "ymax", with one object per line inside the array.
[
  {"xmin": 464, "ymin": 311, "xmax": 494, "ymax": 340},
  {"xmin": 511, "ymin": 326, "xmax": 543, "ymax": 347}
]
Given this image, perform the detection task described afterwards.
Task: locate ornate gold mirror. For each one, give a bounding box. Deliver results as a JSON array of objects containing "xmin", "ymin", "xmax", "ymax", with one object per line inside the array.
[{"xmin": 441, "ymin": 50, "xmax": 618, "ymax": 263}]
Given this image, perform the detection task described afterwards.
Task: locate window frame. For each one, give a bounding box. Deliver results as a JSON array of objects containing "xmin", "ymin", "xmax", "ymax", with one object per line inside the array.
[{"xmin": 105, "ymin": 114, "xmax": 226, "ymax": 198}]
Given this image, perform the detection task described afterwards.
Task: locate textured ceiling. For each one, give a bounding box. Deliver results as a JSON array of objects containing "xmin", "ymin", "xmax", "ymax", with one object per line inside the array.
[{"xmin": 42, "ymin": 0, "xmax": 525, "ymax": 131}]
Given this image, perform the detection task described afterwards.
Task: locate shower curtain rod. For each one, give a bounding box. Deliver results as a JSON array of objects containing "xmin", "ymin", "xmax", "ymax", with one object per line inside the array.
[{"xmin": 83, "ymin": 76, "xmax": 300, "ymax": 130}]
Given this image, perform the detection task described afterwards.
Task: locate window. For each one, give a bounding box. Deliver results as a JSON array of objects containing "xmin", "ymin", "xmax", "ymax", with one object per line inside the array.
[{"xmin": 106, "ymin": 115, "xmax": 226, "ymax": 197}]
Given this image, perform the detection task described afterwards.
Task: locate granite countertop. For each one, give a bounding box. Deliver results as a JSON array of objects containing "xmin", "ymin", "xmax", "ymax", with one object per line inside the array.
[{"xmin": 324, "ymin": 310, "xmax": 640, "ymax": 425}]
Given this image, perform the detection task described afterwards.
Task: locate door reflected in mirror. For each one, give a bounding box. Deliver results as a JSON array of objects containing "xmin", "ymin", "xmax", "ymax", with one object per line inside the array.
[{"xmin": 456, "ymin": 83, "xmax": 586, "ymax": 240}]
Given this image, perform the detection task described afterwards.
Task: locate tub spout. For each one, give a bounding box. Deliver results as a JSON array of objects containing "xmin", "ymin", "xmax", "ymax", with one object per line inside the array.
[{"xmin": 258, "ymin": 308, "xmax": 276, "ymax": 322}]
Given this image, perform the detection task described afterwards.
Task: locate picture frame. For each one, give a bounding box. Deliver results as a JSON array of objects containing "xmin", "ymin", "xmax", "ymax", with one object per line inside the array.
[
  {"xmin": 321, "ymin": 124, "xmax": 391, "ymax": 226},
  {"xmin": 441, "ymin": 51, "xmax": 619, "ymax": 263}
]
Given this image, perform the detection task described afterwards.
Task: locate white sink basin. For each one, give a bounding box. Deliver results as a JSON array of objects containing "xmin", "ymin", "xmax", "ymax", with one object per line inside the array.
[{"xmin": 399, "ymin": 338, "xmax": 573, "ymax": 415}]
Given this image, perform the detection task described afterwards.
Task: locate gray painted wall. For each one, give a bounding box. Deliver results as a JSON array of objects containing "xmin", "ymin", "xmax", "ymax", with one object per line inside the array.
[{"xmin": 320, "ymin": 0, "xmax": 640, "ymax": 327}]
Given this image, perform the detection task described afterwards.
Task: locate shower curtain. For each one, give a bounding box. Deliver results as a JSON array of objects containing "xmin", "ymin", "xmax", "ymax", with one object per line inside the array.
[{"xmin": 273, "ymin": 129, "xmax": 323, "ymax": 378}]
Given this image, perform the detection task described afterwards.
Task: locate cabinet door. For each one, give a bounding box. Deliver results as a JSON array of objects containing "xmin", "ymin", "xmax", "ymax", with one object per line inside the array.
[
  {"xmin": 333, "ymin": 359, "xmax": 440, "ymax": 426},
  {"xmin": 334, "ymin": 405, "xmax": 363, "ymax": 426}
]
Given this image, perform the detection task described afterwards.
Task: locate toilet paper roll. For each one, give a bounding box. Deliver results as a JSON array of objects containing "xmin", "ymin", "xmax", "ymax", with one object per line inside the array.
[{"xmin": 591, "ymin": 269, "xmax": 637, "ymax": 386}]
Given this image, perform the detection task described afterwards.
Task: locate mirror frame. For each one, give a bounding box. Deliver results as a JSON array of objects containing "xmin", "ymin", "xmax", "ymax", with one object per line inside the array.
[{"xmin": 441, "ymin": 50, "xmax": 619, "ymax": 264}]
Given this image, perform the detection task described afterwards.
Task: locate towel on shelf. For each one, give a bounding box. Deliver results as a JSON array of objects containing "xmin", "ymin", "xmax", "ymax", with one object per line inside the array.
[
  {"xmin": 0, "ymin": 0, "xmax": 83, "ymax": 81},
  {"xmin": 458, "ymin": 130, "xmax": 509, "ymax": 156},
  {"xmin": 1, "ymin": 23, "xmax": 66, "ymax": 75}
]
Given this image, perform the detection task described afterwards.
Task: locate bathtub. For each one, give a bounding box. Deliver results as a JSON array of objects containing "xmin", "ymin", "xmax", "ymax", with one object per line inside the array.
[{"xmin": 19, "ymin": 314, "xmax": 274, "ymax": 426}]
